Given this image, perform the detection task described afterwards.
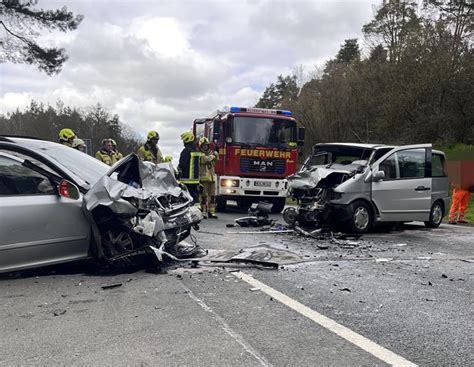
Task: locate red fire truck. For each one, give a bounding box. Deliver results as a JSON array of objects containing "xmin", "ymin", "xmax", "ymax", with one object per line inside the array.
[{"xmin": 193, "ymin": 106, "xmax": 305, "ymax": 213}]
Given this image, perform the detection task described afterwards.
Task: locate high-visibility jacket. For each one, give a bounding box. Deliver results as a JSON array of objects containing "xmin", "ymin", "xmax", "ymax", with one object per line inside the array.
[
  {"xmin": 137, "ymin": 143, "xmax": 163, "ymax": 164},
  {"xmin": 199, "ymin": 150, "xmax": 218, "ymax": 182},
  {"xmin": 178, "ymin": 144, "xmax": 201, "ymax": 184},
  {"xmin": 113, "ymin": 150, "xmax": 123, "ymax": 161},
  {"xmin": 95, "ymin": 149, "xmax": 116, "ymax": 166}
]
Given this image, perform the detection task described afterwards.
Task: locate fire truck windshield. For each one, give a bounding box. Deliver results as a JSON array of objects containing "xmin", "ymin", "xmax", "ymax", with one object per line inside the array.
[{"xmin": 231, "ymin": 117, "xmax": 296, "ymax": 147}]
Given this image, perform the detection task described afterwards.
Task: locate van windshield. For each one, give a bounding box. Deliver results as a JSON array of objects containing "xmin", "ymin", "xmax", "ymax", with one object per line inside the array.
[{"xmin": 302, "ymin": 145, "xmax": 374, "ymax": 170}]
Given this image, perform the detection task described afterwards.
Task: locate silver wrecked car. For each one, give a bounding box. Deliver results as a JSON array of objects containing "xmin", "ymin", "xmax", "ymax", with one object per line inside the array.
[
  {"xmin": 284, "ymin": 143, "xmax": 450, "ymax": 233},
  {"xmin": 0, "ymin": 136, "xmax": 203, "ymax": 273}
]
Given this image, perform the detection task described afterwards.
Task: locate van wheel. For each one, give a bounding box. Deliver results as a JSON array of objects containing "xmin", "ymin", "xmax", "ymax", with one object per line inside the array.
[
  {"xmin": 424, "ymin": 201, "xmax": 444, "ymax": 228},
  {"xmin": 345, "ymin": 200, "xmax": 372, "ymax": 234},
  {"xmin": 216, "ymin": 197, "xmax": 227, "ymax": 212}
]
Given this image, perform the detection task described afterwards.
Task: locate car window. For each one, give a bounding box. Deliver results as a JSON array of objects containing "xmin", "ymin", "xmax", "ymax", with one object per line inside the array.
[
  {"xmin": 379, "ymin": 154, "xmax": 398, "ymax": 179},
  {"xmin": 398, "ymin": 149, "xmax": 425, "ymax": 178},
  {"xmin": 0, "ymin": 156, "xmax": 55, "ymax": 196},
  {"xmin": 432, "ymin": 153, "xmax": 446, "ymax": 177}
]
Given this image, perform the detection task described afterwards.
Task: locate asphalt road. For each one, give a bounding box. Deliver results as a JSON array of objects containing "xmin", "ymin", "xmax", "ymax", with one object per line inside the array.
[{"xmin": 1, "ymin": 208, "xmax": 473, "ymax": 366}]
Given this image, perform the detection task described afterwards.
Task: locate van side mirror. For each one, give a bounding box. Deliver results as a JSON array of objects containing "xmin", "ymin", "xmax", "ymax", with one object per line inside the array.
[
  {"xmin": 373, "ymin": 170, "xmax": 385, "ymax": 182},
  {"xmin": 213, "ymin": 120, "xmax": 221, "ymax": 142},
  {"xmin": 297, "ymin": 127, "xmax": 305, "ymax": 146}
]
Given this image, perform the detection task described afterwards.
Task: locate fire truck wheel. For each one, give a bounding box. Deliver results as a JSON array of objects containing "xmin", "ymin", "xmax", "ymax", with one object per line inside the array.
[
  {"xmin": 271, "ymin": 198, "xmax": 286, "ymax": 213},
  {"xmin": 216, "ymin": 197, "xmax": 227, "ymax": 212}
]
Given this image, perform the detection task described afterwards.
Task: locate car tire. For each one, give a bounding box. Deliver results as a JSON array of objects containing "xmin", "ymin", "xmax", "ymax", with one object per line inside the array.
[
  {"xmin": 424, "ymin": 201, "xmax": 444, "ymax": 228},
  {"xmin": 345, "ymin": 200, "xmax": 373, "ymax": 234},
  {"xmin": 216, "ymin": 197, "xmax": 227, "ymax": 212},
  {"xmin": 271, "ymin": 198, "xmax": 286, "ymax": 213}
]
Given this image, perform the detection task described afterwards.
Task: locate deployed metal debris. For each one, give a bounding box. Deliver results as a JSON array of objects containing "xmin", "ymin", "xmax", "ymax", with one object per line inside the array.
[
  {"xmin": 83, "ymin": 154, "xmax": 205, "ymax": 267},
  {"xmin": 200, "ymin": 245, "xmax": 304, "ymax": 269},
  {"xmin": 234, "ymin": 202, "xmax": 275, "ymax": 227}
]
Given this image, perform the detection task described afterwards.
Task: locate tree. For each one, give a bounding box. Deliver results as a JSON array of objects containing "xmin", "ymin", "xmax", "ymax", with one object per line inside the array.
[
  {"xmin": 0, "ymin": 0, "xmax": 83, "ymax": 74},
  {"xmin": 363, "ymin": 1, "xmax": 420, "ymax": 63},
  {"xmin": 336, "ymin": 38, "xmax": 361, "ymax": 64},
  {"xmin": 255, "ymin": 74, "xmax": 299, "ymax": 109}
]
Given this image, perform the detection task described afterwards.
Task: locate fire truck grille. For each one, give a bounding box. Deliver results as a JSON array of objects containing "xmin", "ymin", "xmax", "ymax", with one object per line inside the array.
[{"xmin": 240, "ymin": 158, "xmax": 285, "ymax": 174}]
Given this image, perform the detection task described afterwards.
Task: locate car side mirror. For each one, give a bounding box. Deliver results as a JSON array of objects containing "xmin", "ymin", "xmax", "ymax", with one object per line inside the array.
[
  {"xmin": 57, "ymin": 179, "xmax": 80, "ymax": 200},
  {"xmin": 373, "ymin": 170, "xmax": 385, "ymax": 182}
]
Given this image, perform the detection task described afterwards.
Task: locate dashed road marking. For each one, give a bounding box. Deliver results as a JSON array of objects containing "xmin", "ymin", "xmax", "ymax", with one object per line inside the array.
[{"xmin": 233, "ymin": 271, "xmax": 417, "ymax": 367}]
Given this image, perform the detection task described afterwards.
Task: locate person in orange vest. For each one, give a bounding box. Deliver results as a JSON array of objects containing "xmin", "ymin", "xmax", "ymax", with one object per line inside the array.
[{"xmin": 448, "ymin": 188, "xmax": 471, "ymax": 224}]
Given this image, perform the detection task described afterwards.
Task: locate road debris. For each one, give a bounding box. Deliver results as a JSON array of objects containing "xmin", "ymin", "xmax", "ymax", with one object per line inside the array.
[
  {"xmin": 375, "ymin": 258, "xmax": 393, "ymax": 263},
  {"xmin": 101, "ymin": 283, "xmax": 123, "ymax": 290},
  {"xmin": 53, "ymin": 309, "xmax": 67, "ymax": 316},
  {"xmin": 198, "ymin": 245, "xmax": 304, "ymax": 269},
  {"xmin": 234, "ymin": 202, "xmax": 275, "ymax": 227}
]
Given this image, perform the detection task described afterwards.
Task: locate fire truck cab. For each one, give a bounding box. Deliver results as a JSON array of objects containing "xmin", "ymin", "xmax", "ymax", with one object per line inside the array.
[{"xmin": 193, "ymin": 106, "xmax": 304, "ymax": 213}]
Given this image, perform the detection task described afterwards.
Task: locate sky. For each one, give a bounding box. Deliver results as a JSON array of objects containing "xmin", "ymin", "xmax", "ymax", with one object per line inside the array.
[{"xmin": 0, "ymin": 0, "xmax": 380, "ymax": 157}]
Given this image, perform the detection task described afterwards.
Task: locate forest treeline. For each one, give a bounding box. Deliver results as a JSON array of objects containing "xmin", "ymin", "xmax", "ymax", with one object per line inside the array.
[
  {"xmin": 256, "ymin": 1, "xmax": 473, "ymax": 155},
  {"xmin": 0, "ymin": 101, "xmax": 141, "ymax": 154}
]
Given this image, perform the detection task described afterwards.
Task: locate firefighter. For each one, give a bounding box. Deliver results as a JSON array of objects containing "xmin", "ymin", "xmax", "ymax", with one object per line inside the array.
[
  {"xmin": 178, "ymin": 131, "xmax": 201, "ymax": 204},
  {"xmin": 137, "ymin": 131, "xmax": 163, "ymax": 164},
  {"xmin": 72, "ymin": 138, "xmax": 86, "ymax": 152},
  {"xmin": 110, "ymin": 139, "xmax": 123, "ymax": 161},
  {"xmin": 448, "ymin": 188, "xmax": 471, "ymax": 224},
  {"xmin": 199, "ymin": 137, "xmax": 218, "ymax": 219},
  {"xmin": 58, "ymin": 128, "xmax": 76, "ymax": 147},
  {"xmin": 95, "ymin": 138, "xmax": 116, "ymax": 166}
]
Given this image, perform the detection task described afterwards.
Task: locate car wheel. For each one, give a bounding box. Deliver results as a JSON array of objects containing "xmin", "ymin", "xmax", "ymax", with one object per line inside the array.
[
  {"xmin": 424, "ymin": 201, "xmax": 444, "ymax": 228},
  {"xmin": 101, "ymin": 228, "xmax": 135, "ymax": 266},
  {"xmin": 216, "ymin": 197, "xmax": 227, "ymax": 212},
  {"xmin": 345, "ymin": 200, "xmax": 372, "ymax": 234}
]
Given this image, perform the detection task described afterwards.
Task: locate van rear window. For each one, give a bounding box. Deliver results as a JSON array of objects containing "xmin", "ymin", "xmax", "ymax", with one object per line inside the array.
[{"xmin": 432, "ymin": 154, "xmax": 446, "ymax": 177}]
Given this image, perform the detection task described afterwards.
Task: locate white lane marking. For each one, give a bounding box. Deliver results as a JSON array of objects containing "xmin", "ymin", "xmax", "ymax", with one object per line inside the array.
[
  {"xmin": 180, "ymin": 283, "xmax": 272, "ymax": 367},
  {"xmin": 233, "ymin": 271, "xmax": 417, "ymax": 367}
]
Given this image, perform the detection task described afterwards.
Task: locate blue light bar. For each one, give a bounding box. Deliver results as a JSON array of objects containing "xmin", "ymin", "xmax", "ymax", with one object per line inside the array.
[{"xmin": 229, "ymin": 106, "xmax": 292, "ymax": 117}]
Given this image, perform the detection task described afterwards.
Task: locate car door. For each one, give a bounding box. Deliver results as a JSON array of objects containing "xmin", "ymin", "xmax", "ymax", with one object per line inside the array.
[
  {"xmin": 0, "ymin": 153, "xmax": 91, "ymax": 273},
  {"xmin": 370, "ymin": 144, "xmax": 432, "ymax": 222}
]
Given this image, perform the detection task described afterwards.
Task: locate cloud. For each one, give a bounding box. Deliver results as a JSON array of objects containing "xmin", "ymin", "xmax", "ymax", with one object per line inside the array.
[{"xmin": 1, "ymin": 0, "xmax": 379, "ymax": 156}]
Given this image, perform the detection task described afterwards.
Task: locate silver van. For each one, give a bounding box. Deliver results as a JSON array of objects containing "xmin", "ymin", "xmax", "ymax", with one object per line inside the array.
[{"xmin": 284, "ymin": 143, "xmax": 450, "ymax": 233}]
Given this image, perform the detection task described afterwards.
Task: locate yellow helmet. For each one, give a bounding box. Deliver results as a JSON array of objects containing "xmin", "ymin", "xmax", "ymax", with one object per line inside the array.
[
  {"xmin": 59, "ymin": 128, "xmax": 76, "ymax": 141},
  {"xmin": 147, "ymin": 131, "xmax": 160, "ymax": 140},
  {"xmin": 180, "ymin": 131, "xmax": 195, "ymax": 143},
  {"xmin": 110, "ymin": 139, "xmax": 117, "ymax": 147},
  {"xmin": 199, "ymin": 137, "xmax": 210, "ymax": 147},
  {"xmin": 163, "ymin": 155, "xmax": 173, "ymax": 162}
]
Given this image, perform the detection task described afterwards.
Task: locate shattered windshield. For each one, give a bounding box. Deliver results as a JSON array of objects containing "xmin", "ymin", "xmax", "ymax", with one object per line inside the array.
[
  {"xmin": 303, "ymin": 145, "xmax": 374, "ymax": 170},
  {"xmin": 231, "ymin": 117, "xmax": 296, "ymax": 146}
]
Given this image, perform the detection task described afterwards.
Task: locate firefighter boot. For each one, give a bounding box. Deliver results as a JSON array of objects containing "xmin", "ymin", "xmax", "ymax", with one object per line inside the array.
[{"xmin": 208, "ymin": 196, "xmax": 218, "ymax": 219}]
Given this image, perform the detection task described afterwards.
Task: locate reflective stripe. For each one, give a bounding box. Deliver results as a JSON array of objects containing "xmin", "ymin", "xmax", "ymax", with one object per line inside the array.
[{"xmin": 189, "ymin": 152, "xmax": 201, "ymax": 181}]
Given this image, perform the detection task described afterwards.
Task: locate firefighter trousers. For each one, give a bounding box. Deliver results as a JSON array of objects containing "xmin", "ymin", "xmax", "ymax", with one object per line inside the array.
[
  {"xmin": 200, "ymin": 181, "xmax": 216, "ymax": 215},
  {"xmin": 449, "ymin": 188, "xmax": 470, "ymax": 222}
]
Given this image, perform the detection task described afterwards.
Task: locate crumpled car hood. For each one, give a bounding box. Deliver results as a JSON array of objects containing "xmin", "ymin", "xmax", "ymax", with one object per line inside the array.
[
  {"xmin": 82, "ymin": 153, "xmax": 203, "ymax": 265},
  {"xmin": 288, "ymin": 165, "xmax": 356, "ymax": 191}
]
